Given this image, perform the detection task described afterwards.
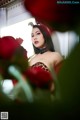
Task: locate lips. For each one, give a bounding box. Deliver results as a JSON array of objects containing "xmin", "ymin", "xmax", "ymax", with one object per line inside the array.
[{"xmin": 34, "ymin": 41, "xmax": 39, "ymax": 44}]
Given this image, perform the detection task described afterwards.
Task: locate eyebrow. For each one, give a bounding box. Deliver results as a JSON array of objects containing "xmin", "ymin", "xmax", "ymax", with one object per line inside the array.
[
  {"xmin": 35, "ymin": 31, "xmax": 40, "ymax": 33},
  {"xmin": 32, "ymin": 30, "xmax": 40, "ymax": 34}
]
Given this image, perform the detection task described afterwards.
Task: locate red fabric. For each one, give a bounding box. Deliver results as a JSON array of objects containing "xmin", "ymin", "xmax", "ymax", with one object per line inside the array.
[
  {"xmin": 23, "ymin": 61, "xmax": 63, "ymax": 89},
  {"xmin": 24, "ymin": 66, "xmax": 53, "ymax": 88}
]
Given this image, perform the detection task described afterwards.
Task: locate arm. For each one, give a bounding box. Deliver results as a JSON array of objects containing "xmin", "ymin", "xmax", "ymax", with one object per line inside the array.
[
  {"xmin": 53, "ymin": 52, "xmax": 63, "ymax": 74},
  {"xmin": 54, "ymin": 52, "xmax": 63, "ymax": 66}
]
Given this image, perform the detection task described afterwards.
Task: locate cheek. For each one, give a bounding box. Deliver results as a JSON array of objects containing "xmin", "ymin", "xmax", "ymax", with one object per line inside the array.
[{"xmin": 41, "ymin": 36, "xmax": 45, "ymax": 43}]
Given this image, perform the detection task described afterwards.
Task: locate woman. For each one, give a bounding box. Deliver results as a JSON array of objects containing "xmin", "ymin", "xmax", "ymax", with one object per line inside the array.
[{"xmin": 28, "ymin": 23, "xmax": 63, "ymax": 92}]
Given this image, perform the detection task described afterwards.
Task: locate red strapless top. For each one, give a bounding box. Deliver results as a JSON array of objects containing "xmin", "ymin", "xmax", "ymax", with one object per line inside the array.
[{"xmin": 31, "ymin": 62, "xmax": 50, "ymax": 72}]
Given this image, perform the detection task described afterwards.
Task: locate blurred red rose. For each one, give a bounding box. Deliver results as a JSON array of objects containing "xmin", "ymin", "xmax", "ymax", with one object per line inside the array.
[
  {"xmin": 0, "ymin": 36, "xmax": 28, "ymax": 78},
  {"xmin": 24, "ymin": 66, "xmax": 53, "ymax": 89},
  {"xmin": 16, "ymin": 38, "xmax": 23, "ymax": 45},
  {"xmin": 0, "ymin": 36, "xmax": 19, "ymax": 59},
  {"xmin": 24, "ymin": 0, "xmax": 80, "ymax": 32}
]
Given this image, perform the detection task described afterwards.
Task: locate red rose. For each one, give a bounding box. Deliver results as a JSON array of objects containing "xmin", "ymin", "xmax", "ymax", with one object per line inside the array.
[
  {"xmin": 0, "ymin": 36, "xmax": 19, "ymax": 59},
  {"xmin": 16, "ymin": 38, "xmax": 23, "ymax": 45},
  {"xmin": 24, "ymin": 66, "xmax": 53, "ymax": 89},
  {"xmin": 24, "ymin": 0, "xmax": 80, "ymax": 32},
  {"xmin": 0, "ymin": 36, "xmax": 28, "ymax": 78}
]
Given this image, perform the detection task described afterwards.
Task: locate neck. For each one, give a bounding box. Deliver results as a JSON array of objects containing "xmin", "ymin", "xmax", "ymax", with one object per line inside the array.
[{"xmin": 39, "ymin": 47, "xmax": 48, "ymax": 54}]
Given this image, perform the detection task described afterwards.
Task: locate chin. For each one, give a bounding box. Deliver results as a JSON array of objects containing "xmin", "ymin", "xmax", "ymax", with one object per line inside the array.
[{"xmin": 35, "ymin": 45, "xmax": 41, "ymax": 48}]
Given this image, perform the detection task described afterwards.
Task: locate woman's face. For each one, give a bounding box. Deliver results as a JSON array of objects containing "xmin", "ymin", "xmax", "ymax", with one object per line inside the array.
[{"xmin": 31, "ymin": 27, "xmax": 45, "ymax": 48}]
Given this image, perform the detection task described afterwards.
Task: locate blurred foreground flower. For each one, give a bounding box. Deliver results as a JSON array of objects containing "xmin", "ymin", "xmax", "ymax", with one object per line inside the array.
[
  {"xmin": 0, "ymin": 36, "xmax": 31, "ymax": 102},
  {"xmin": 0, "ymin": 36, "xmax": 20, "ymax": 59},
  {"xmin": 24, "ymin": 0, "xmax": 80, "ymax": 33},
  {"xmin": 0, "ymin": 36, "xmax": 28, "ymax": 78}
]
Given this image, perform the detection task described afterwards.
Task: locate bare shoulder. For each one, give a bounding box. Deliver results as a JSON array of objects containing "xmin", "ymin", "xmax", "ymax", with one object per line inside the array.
[
  {"xmin": 47, "ymin": 51, "xmax": 61, "ymax": 57},
  {"xmin": 51, "ymin": 52, "xmax": 63, "ymax": 64},
  {"xmin": 53, "ymin": 52, "xmax": 63, "ymax": 58},
  {"xmin": 45, "ymin": 51, "xmax": 63, "ymax": 59}
]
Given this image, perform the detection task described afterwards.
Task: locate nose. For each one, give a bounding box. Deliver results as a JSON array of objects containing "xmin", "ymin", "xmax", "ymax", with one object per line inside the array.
[{"xmin": 33, "ymin": 36, "xmax": 37, "ymax": 41}]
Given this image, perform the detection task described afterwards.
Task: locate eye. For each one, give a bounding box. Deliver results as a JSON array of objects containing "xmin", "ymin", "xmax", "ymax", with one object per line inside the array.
[{"xmin": 36, "ymin": 32, "xmax": 40, "ymax": 35}]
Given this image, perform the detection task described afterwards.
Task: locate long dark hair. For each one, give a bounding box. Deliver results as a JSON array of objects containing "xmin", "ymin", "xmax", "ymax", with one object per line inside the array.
[{"xmin": 31, "ymin": 23, "xmax": 55, "ymax": 54}]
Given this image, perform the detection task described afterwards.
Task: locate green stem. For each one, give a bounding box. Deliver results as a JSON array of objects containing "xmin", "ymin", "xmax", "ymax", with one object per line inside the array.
[{"xmin": 8, "ymin": 65, "xmax": 33, "ymax": 103}]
